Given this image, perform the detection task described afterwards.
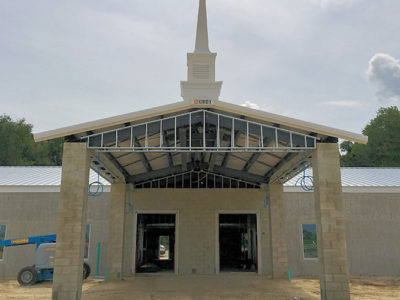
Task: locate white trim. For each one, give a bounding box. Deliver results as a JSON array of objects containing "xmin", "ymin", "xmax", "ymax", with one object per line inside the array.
[
  {"xmin": 215, "ymin": 210, "xmax": 261, "ymax": 275},
  {"xmin": 284, "ymin": 186, "xmax": 400, "ymax": 193},
  {"xmin": 132, "ymin": 210, "xmax": 179, "ymax": 275}
]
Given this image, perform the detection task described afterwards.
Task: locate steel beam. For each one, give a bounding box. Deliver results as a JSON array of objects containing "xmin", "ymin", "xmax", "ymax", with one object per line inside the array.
[
  {"xmin": 134, "ymin": 138, "xmax": 152, "ymax": 172},
  {"xmin": 242, "ymin": 153, "xmax": 262, "ymax": 172},
  {"xmin": 213, "ymin": 166, "xmax": 266, "ymax": 183},
  {"xmin": 265, "ymin": 152, "xmax": 299, "ymax": 183}
]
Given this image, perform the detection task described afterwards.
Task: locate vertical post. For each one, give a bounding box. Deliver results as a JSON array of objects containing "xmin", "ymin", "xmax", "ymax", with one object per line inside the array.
[
  {"xmin": 95, "ymin": 242, "xmax": 101, "ymax": 277},
  {"xmin": 268, "ymin": 182, "xmax": 288, "ymax": 278},
  {"xmin": 312, "ymin": 143, "xmax": 350, "ymax": 300},
  {"xmin": 106, "ymin": 182, "xmax": 127, "ymax": 279},
  {"xmin": 52, "ymin": 143, "xmax": 90, "ymax": 300}
]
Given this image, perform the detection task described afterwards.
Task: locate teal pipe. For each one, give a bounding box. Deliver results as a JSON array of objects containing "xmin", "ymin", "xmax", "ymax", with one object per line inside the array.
[
  {"xmin": 287, "ymin": 269, "xmax": 291, "ymax": 281},
  {"xmin": 104, "ymin": 266, "xmax": 107, "ymax": 281},
  {"xmin": 95, "ymin": 242, "xmax": 101, "ymax": 277}
]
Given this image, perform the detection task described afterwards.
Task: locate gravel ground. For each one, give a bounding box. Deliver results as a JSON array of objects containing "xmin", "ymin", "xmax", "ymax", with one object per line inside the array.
[{"xmin": 0, "ymin": 275, "xmax": 399, "ymax": 300}]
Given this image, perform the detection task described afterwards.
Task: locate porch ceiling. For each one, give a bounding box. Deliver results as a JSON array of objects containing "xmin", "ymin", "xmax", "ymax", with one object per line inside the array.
[{"xmin": 77, "ymin": 107, "xmax": 319, "ymax": 185}]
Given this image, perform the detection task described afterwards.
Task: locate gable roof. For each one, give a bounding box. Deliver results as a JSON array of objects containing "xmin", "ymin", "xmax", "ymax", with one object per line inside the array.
[{"xmin": 34, "ymin": 100, "xmax": 368, "ymax": 144}]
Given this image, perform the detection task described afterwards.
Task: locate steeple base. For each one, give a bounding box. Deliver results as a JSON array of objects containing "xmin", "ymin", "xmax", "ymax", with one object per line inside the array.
[{"xmin": 180, "ymin": 81, "xmax": 222, "ymax": 103}]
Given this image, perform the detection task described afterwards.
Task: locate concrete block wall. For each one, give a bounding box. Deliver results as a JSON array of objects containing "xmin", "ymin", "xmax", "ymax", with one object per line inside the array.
[
  {"xmin": 285, "ymin": 191, "xmax": 400, "ymax": 277},
  {"xmin": 0, "ymin": 188, "xmax": 399, "ymax": 278},
  {"xmin": 130, "ymin": 189, "xmax": 272, "ymax": 275},
  {"xmin": 0, "ymin": 192, "xmax": 110, "ymax": 279}
]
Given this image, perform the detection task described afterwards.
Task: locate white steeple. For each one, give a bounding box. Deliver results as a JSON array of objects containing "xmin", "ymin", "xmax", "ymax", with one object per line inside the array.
[
  {"xmin": 194, "ymin": 0, "xmax": 210, "ymax": 53},
  {"xmin": 180, "ymin": 0, "xmax": 222, "ymax": 103}
]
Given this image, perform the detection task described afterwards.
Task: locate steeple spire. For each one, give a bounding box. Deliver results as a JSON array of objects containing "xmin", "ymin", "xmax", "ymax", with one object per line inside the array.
[
  {"xmin": 180, "ymin": 0, "xmax": 222, "ymax": 103},
  {"xmin": 194, "ymin": 0, "xmax": 210, "ymax": 53}
]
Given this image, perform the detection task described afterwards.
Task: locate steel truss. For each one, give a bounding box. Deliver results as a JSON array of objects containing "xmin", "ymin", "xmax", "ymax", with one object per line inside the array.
[
  {"xmin": 134, "ymin": 170, "xmax": 261, "ymax": 189},
  {"xmin": 83, "ymin": 110, "xmax": 317, "ymax": 153}
]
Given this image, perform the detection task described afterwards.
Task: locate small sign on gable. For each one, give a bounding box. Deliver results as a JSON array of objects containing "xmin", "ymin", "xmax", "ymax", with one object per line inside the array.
[{"xmin": 194, "ymin": 99, "xmax": 213, "ymax": 105}]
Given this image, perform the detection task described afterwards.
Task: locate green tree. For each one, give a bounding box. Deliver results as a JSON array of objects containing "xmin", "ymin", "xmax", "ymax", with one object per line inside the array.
[
  {"xmin": 340, "ymin": 106, "xmax": 400, "ymax": 167},
  {"xmin": 0, "ymin": 115, "xmax": 63, "ymax": 166}
]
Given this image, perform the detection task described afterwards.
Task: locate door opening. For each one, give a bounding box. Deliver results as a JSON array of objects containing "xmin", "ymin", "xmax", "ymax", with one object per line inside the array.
[
  {"xmin": 219, "ymin": 214, "xmax": 257, "ymax": 272},
  {"xmin": 136, "ymin": 214, "xmax": 175, "ymax": 273}
]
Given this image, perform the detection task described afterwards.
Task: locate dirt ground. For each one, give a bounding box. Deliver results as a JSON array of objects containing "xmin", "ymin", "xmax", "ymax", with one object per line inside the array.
[{"xmin": 0, "ymin": 275, "xmax": 399, "ymax": 300}]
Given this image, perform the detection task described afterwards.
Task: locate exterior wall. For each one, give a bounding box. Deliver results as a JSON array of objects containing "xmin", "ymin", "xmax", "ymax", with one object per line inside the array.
[
  {"xmin": 0, "ymin": 189, "xmax": 399, "ymax": 278},
  {"xmin": 0, "ymin": 192, "xmax": 110, "ymax": 279},
  {"xmin": 285, "ymin": 191, "xmax": 400, "ymax": 277},
  {"xmin": 129, "ymin": 189, "xmax": 271, "ymax": 275}
]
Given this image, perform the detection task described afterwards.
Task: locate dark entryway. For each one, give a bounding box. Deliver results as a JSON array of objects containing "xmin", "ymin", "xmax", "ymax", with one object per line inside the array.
[
  {"xmin": 135, "ymin": 214, "xmax": 176, "ymax": 273},
  {"xmin": 219, "ymin": 214, "xmax": 257, "ymax": 272}
]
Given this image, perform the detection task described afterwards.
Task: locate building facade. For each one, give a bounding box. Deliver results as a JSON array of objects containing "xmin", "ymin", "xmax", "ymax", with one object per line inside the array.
[{"xmin": 2, "ymin": 1, "xmax": 392, "ymax": 299}]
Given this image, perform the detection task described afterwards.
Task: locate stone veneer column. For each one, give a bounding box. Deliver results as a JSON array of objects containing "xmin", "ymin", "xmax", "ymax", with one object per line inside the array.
[
  {"xmin": 268, "ymin": 182, "xmax": 288, "ymax": 278},
  {"xmin": 52, "ymin": 143, "xmax": 90, "ymax": 300},
  {"xmin": 106, "ymin": 182, "xmax": 127, "ymax": 279},
  {"xmin": 312, "ymin": 143, "xmax": 350, "ymax": 300}
]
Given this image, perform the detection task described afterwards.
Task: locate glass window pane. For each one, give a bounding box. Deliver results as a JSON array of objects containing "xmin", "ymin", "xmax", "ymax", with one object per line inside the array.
[
  {"xmin": 302, "ymin": 224, "xmax": 318, "ymax": 259},
  {"xmin": 176, "ymin": 115, "xmax": 190, "ymax": 148},
  {"xmin": 117, "ymin": 128, "xmax": 131, "ymax": 147},
  {"xmin": 263, "ymin": 127, "xmax": 276, "ymax": 147},
  {"xmin": 88, "ymin": 135, "xmax": 101, "ymax": 148},
  {"xmin": 219, "ymin": 116, "xmax": 232, "ymax": 148},
  {"xmin": 191, "ymin": 111, "xmax": 204, "ymax": 148},
  {"xmin": 234, "ymin": 120, "xmax": 247, "ymax": 147},
  {"xmin": 277, "ymin": 130, "xmax": 290, "ymax": 147},
  {"xmin": 133, "ymin": 125, "xmax": 146, "ymax": 147},
  {"xmin": 162, "ymin": 118, "xmax": 175, "ymax": 147},
  {"xmin": 103, "ymin": 132, "xmax": 116, "ymax": 147},
  {"xmin": 205, "ymin": 112, "xmax": 218, "ymax": 147},
  {"xmin": 292, "ymin": 134, "xmax": 306, "ymax": 148},
  {"xmin": 306, "ymin": 137, "xmax": 315, "ymax": 148},
  {"xmin": 249, "ymin": 123, "xmax": 262, "ymax": 148},
  {"xmin": 84, "ymin": 224, "xmax": 90, "ymax": 259},
  {"xmin": 147, "ymin": 121, "xmax": 161, "ymax": 147}
]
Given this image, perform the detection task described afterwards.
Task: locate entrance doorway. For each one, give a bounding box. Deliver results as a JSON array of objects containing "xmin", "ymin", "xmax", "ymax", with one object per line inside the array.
[
  {"xmin": 219, "ymin": 214, "xmax": 257, "ymax": 272},
  {"xmin": 135, "ymin": 214, "xmax": 176, "ymax": 273}
]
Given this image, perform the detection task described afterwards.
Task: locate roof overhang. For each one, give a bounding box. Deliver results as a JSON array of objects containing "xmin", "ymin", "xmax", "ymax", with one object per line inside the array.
[
  {"xmin": 33, "ymin": 100, "xmax": 367, "ymax": 186},
  {"xmin": 34, "ymin": 100, "xmax": 368, "ymax": 144}
]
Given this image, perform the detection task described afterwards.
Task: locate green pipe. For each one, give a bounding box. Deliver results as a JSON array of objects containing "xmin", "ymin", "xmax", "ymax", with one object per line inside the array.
[
  {"xmin": 95, "ymin": 242, "xmax": 101, "ymax": 277},
  {"xmin": 104, "ymin": 266, "xmax": 107, "ymax": 281},
  {"xmin": 288, "ymin": 269, "xmax": 291, "ymax": 281}
]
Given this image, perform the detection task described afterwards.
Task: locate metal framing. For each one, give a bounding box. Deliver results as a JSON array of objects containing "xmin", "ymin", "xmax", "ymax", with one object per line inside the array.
[
  {"xmin": 83, "ymin": 110, "xmax": 318, "ymax": 153},
  {"xmin": 134, "ymin": 170, "xmax": 261, "ymax": 189}
]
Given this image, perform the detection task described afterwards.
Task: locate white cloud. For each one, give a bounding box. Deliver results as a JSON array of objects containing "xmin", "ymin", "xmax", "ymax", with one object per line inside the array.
[
  {"xmin": 321, "ymin": 100, "xmax": 362, "ymax": 107},
  {"xmin": 241, "ymin": 100, "xmax": 260, "ymax": 110},
  {"xmin": 366, "ymin": 53, "xmax": 400, "ymax": 105}
]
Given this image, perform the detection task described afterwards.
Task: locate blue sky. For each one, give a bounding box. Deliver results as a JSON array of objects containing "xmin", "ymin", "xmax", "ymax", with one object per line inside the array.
[{"xmin": 0, "ymin": 0, "xmax": 399, "ymax": 135}]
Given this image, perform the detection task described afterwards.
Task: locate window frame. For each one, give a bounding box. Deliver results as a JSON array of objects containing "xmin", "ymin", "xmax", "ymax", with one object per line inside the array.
[
  {"xmin": 301, "ymin": 223, "xmax": 318, "ymax": 261},
  {"xmin": 0, "ymin": 223, "xmax": 7, "ymax": 262},
  {"xmin": 84, "ymin": 224, "xmax": 91, "ymax": 260}
]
